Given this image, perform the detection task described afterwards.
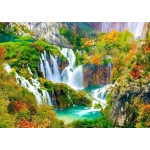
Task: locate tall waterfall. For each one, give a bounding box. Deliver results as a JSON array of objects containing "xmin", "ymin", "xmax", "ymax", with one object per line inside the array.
[
  {"xmin": 40, "ymin": 48, "xmax": 84, "ymax": 90},
  {"xmin": 4, "ymin": 63, "xmax": 52, "ymax": 106},
  {"xmin": 60, "ymin": 48, "xmax": 84, "ymax": 89},
  {"xmin": 101, "ymin": 22, "xmax": 145, "ymax": 38},
  {"xmin": 40, "ymin": 50, "xmax": 61, "ymax": 83},
  {"xmin": 50, "ymin": 55, "xmax": 61, "ymax": 82}
]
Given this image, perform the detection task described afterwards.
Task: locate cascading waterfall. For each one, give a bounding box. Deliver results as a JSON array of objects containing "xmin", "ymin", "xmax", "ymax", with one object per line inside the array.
[
  {"xmin": 92, "ymin": 84, "xmax": 112, "ymax": 105},
  {"xmin": 4, "ymin": 63, "xmax": 52, "ymax": 106},
  {"xmin": 60, "ymin": 48, "xmax": 84, "ymax": 89},
  {"xmin": 15, "ymin": 73, "xmax": 43, "ymax": 103},
  {"xmin": 40, "ymin": 48, "xmax": 84, "ymax": 89},
  {"xmin": 40, "ymin": 50, "xmax": 61, "ymax": 83},
  {"xmin": 40, "ymin": 58, "xmax": 45, "ymax": 78},
  {"xmin": 44, "ymin": 56, "xmax": 53, "ymax": 81},
  {"xmin": 42, "ymin": 89, "xmax": 52, "ymax": 105},
  {"xmin": 49, "ymin": 54, "xmax": 61, "ymax": 82}
]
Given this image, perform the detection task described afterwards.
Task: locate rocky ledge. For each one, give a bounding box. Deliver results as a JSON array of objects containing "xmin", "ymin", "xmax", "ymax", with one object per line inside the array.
[{"xmin": 109, "ymin": 75, "xmax": 150, "ymax": 127}]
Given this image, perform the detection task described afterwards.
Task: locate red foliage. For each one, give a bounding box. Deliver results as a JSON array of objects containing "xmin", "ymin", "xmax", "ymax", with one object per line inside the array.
[
  {"xmin": 0, "ymin": 46, "xmax": 6, "ymax": 62},
  {"xmin": 144, "ymin": 46, "xmax": 150, "ymax": 53},
  {"xmin": 13, "ymin": 101, "xmax": 29, "ymax": 111},
  {"xmin": 144, "ymin": 104, "xmax": 150, "ymax": 113},
  {"xmin": 130, "ymin": 64, "xmax": 142, "ymax": 79},
  {"xmin": 17, "ymin": 118, "xmax": 36, "ymax": 128}
]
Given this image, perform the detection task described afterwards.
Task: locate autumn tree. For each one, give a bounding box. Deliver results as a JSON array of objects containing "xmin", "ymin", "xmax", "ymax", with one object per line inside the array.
[
  {"xmin": 0, "ymin": 46, "xmax": 6, "ymax": 62},
  {"xmin": 89, "ymin": 55, "xmax": 101, "ymax": 66}
]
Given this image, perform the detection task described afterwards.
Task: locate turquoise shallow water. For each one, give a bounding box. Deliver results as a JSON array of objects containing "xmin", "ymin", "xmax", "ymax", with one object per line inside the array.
[{"xmin": 55, "ymin": 105, "xmax": 102, "ymax": 124}]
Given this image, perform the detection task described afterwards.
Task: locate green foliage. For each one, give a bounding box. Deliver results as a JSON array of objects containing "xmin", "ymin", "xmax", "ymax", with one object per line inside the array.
[
  {"xmin": 0, "ymin": 22, "xmax": 10, "ymax": 34},
  {"xmin": 59, "ymin": 27, "xmax": 85, "ymax": 50},
  {"xmin": 0, "ymin": 99, "xmax": 15, "ymax": 128},
  {"xmin": 44, "ymin": 80, "xmax": 92, "ymax": 109},
  {"xmin": 68, "ymin": 115, "xmax": 113, "ymax": 128},
  {"xmin": 102, "ymin": 92, "xmax": 113, "ymax": 116},
  {"xmin": 94, "ymin": 103, "xmax": 102, "ymax": 109},
  {"xmin": 32, "ymin": 105, "xmax": 64, "ymax": 128}
]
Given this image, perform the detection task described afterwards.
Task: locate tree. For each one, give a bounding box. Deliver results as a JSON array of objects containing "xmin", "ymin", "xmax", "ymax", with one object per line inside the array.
[
  {"xmin": 0, "ymin": 99, "xmax": 15, "ymax": 128},
  {"xmin": 0, "ymin": 46, "xmax": 6, "ymax": 62},
  {"xmin": 89, "ymin": 55, "xmax": 101, "ymax": 66}
]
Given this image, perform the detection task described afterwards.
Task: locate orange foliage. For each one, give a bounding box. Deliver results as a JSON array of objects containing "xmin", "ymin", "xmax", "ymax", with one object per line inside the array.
[
  {"xmin": 0, "ymin": 46, "xmax": 6, "ymax": 62},
  {"xmin": 13, "ymin": 101, "xmax": 29, "ymax": 111},
  {"xmin": 125, "ymin": 43, "xmax": 137, "ymax": 61},
  {"xmin": 146, "ymin": 74, "xmax": 150, "ymax": 79},
  {"xmin": 144, "ymin": 46, "xmax": 150, "ymax": 53},
  {"xmin": 17, "ymin": 118, "xmax": 36, "ymax": 128},
  {"xmin": 130, "ymin": 64, "xmax": 142, "ymax": 79},
  {"xmin": 89, "ymin": 55, "xmax": 100, "ymax": 66}
]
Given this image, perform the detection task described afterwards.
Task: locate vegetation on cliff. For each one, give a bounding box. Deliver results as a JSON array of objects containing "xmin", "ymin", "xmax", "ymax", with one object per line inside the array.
[{"xmin": 1, "ymin": 22, "xmax": 150, "ymax": 128}]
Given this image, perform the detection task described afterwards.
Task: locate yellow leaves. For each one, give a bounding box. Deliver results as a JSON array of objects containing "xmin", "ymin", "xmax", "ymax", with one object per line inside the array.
[
  {"xmin": 89, "ymin": 55, "xmax": 101, "ymax": 66},
  {"xmin": 135, "ymin": 104, "xmax": 150, "ymax": 128},
  {"xmin": 100, "ymin": 30, "xmax": 119, "ymax": 43},
  {"xmin": 81, "ymin": 38, "xmax": 95, "ymax": 48}
]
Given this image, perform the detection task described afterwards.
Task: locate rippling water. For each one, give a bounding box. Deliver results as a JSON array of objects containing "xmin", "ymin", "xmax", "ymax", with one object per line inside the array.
[{"xmin": 55, "ymin": 105, "xmax": 102, "ymax": 124}]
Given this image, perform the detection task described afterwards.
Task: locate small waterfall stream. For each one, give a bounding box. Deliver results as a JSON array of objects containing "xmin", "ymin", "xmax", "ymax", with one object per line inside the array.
[{"xmin": 4, "ymin": 63, "xmax": 52, "ymax": 106}]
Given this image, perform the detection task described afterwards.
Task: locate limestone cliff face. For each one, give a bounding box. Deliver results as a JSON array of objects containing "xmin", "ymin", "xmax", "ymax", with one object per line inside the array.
[
  {"xmin": 83, "ymin": 64, "xmax": 111, "ymax": 87},
  {"xmin": 16, "ymin": 22, "xmax": 72, "ymax": 48},
  {"xmin": 109, "ymin": 77, "xmax": 150, "ymax": 127}
]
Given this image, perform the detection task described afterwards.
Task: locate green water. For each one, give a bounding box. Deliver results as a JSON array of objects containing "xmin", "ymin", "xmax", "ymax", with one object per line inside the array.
[
  {"xmin": 0, "ymin": 34, "xmax": 35, "ymax": 43},
  {"xmin": 0, "ymin": 34, "xmax": 17, "ymax": 42},
  {"xmin": 55, "ymin": 105, "xmax": 102, "ymax": 124}
]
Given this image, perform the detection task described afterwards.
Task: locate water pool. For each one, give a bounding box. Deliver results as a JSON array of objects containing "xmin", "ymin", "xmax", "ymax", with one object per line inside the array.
[{"xmin": 55, "ymin": 105, "xmax": 102, "ymax": 124}]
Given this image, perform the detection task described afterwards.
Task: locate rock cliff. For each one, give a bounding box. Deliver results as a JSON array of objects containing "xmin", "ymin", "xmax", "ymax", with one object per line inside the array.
[
  {"xmin": 83, "ymin": 64, "xmax": 111, "ymax": 87},
  {"xmin": 109, "ymin": 76, "xmax": 150, "ymax": 127}
]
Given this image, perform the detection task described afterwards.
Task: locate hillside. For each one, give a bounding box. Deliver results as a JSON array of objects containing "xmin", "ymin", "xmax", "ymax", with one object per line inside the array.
[{"xmin": 0, "ymin": 22, "xmax": 150, "ymax": 128}]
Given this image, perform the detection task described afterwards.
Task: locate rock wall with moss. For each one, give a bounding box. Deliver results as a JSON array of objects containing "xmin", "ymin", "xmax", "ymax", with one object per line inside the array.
[{"xmin": 83, "ymin": 64, "xmax": 111, "ymax": 87}]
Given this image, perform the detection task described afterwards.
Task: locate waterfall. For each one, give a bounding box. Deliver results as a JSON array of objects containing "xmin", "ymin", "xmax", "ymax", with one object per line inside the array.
[
  {"xmin": 60, "ymin": 48, "xmax": 84, "ymax": 89},
  {"xmin": 40, "ymin": 50, "xmax": 61, "ymax": 83},
  {"xmin": 101, "ymin": 22, "xmax": 145, "ymax": 38},
  {"xmin": 50, "ymin": 54, "xmax": 61, "ymax": 82},
  {"xmin": 45, "ymin": 58, "xmax": 53, "ymax": 81},
  {"xmin": 40, "ymin": 48, "xmax": 84, "ymax": 90},
  {"xmin": 40, "ymin": 58, "xmax": 45, "ymax": 78},
  {"xmin": 4, "ymin": 63, "xmax": 12, "ymax": 73},
  {"xmin": 27, "ymin": 64, "xmax": 33, "ymax": 75},
  {"xmin": 15, "ymin": 73, "xmax": 43, "ymax": 103},
  {"xmin": 60, "ymin": 48, "xmax": 75, "ymax": 69},
  {"xmin": 51, "ymin": 91, "xmax": 57, "ymax": 106},
  {"xmin": 70, "ymin": 65, "xmax": 84, "ymax": 89},
  {"xmin": 93, "ymin": 84, "xmax": 112, "ymax": 102},
  {"xmin": 4, "ymin": 63, "xmax": 52, "ymax": 106},
  {"xmin": 40, "ymin": 51, "xmax": 53, "ymax": 81},
  {"xmin": 42, "ymin": 89, "xmax": 52, "ymax": 105}
]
